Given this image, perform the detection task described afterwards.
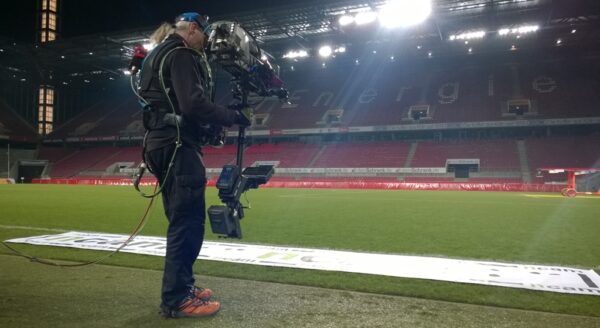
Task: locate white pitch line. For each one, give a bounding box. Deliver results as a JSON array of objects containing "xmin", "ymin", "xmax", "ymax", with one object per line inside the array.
[
  {"xmin": 523, "ymin": 194, "xmax": 599, "ymax": 199},
  {"xmin": 0, "ymin": 224, "xmax": 68, "ymax": 233}
]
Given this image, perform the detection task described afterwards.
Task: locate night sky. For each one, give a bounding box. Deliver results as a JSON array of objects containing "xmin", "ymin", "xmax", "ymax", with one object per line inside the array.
[{"xmin": 1, "ymin": 0, "xmax": 294, "ymax": 42}]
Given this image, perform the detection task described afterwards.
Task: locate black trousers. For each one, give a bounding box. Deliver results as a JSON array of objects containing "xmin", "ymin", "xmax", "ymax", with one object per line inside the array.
[{"xmin": 145, "ymin": 144, "xmax": 207, "ymax": 310}]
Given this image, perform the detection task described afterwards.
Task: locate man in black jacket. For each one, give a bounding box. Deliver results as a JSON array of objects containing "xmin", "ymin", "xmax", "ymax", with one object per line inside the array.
[{"xmin": 138, "ymin": 12, "xmax": 251, "ymax": 318}]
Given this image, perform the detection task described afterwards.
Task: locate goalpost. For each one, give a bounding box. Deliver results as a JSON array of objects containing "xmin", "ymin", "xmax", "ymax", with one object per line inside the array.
[{"xmin": 536, "ymin": 168, "xmax": 600, "ymax": 197}]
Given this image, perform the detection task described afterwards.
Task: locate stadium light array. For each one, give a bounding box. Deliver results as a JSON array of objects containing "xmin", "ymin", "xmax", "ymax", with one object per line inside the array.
[
  {"xmin": 283, "ymin": 50, "xmax": 309, "ymax": 59},
  {"xmin": 354, "ymin": 11, "xmax": 378, "ymax": 25},
  {"xmin": 339, "ymin": 0, "xmax": 431, "ymax": 29},
  {"xmin": 338, "ymin": 15, "xmax": 354, "ymax": 26},
  {"xmin": 498, "ymin": 24, "xmax": 539, "ymax": 36},
  {"xmin": 379, "ymin": 0, "xmax": 432, "ymax": 28},
  {"xmin": 449, "ymin": 30, "xmax": 486, "ymax": 41}
]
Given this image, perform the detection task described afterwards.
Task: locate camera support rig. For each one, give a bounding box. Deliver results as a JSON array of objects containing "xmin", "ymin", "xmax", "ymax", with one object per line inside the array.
[{"xmin": 205, "ymin": 21, "xmax": 283, "ymax": 238}]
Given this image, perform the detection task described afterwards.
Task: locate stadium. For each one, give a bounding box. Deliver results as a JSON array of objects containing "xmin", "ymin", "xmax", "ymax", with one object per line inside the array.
[{"xmin": 1, "ymin": 0, "xmax": 599, "ymax": 326}]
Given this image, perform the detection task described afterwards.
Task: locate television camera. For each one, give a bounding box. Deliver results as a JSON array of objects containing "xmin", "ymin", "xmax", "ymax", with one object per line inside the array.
[{"xmin": 204, "ymin": 21, "xmax": 287, "ymax": 238}]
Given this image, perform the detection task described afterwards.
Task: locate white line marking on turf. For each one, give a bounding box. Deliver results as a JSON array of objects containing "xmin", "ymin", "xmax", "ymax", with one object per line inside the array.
[
  {"xmin": 0, "ymin": 224, "xmax": 68, "ymax": 233},
  {"xmin": 523, "ymin": 194, "xmax": 598, "ymax": 199}
]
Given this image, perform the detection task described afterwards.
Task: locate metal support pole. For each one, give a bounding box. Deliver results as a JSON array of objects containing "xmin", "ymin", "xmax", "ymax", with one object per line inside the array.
[{"xmin": 235, "ymin": 73, "xmax": 249, "ymax": 175}]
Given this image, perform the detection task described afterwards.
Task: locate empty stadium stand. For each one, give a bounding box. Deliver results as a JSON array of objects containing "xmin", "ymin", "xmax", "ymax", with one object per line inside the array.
[
  {"xmin": 39, "ymin": 57, "xmax": 600, "ymax": 138},
  {"xmin": 0, "ymin": 99, "xmax": 38, "ymax": 140},
  {"xmin": 243, "ymin": 143, "xmax": 320, "ymax": 167},
  {"xmin": 31, "ymin": 133, "xmax": 599, "ymax": 188},
  {"xmin": 410, "ymin": 140, "xmax": 521, "ymax": 171},
  {"xmin": 38, "ymin": 146, "xmax": 141, "ymax": 178},
  {"xmin": 527, "ymin": 136, "xmax": 600, "ymax": 171},
  {"xmin": 313, "ymin": 142, "xmax": 411, "ymax": 168}
]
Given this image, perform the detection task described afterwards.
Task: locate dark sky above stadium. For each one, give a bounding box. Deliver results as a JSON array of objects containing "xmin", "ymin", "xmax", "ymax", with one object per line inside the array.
[{"xmin": 1, "ymin": 0, "xmax": 297, "ymax": 42}]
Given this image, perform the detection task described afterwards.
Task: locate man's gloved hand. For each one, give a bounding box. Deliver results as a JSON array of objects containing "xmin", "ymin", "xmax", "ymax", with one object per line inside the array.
[{"xmin": 235, "ymin": 107, "xmax": 254, "ymax": 126}]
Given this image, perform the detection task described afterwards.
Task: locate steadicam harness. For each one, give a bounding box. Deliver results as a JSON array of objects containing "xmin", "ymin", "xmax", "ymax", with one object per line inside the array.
[{"xmin": 133, "ymin": 38, "xmax": 214, "ymax": 198}]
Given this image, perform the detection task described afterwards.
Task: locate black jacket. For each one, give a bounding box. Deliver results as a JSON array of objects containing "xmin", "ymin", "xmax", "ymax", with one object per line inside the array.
[{"xmin": 139, "ymin": 33, "xmax": 237, "ymax": 151}]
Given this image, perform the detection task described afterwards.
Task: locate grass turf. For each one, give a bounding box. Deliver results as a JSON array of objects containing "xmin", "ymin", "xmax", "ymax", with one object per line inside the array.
[
  {"xmin": 3, "ymin": 255, "xmax": 600, "ymax": 328},
  {"xmin": 1, "ymin": 184, "xmax": 599, "ymax": 317}
]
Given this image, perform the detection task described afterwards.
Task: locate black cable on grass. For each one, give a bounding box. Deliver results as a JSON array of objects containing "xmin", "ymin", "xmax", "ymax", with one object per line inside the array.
[{"xmin": 1, "ymin": 183, "xmax": 158, "ymax": 267}]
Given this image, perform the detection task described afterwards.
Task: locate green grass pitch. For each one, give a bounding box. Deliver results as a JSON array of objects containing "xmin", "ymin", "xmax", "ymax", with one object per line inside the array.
[{"xmin": 1, "ymin": 184, "xmax": 599, "ymax": 317}]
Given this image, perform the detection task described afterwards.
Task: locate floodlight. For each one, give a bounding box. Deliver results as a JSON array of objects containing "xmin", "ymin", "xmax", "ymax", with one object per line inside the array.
[
  {"xmin": 355, "ymin": 11, "xmax": 377, "ymax": 25},
  {"xmin": 449, "ymin": 30, "xmax": 486, "ymax": 41},
  {"xmin": 499, "ymin": 24, "xmax": 539, "ymax": 36},
  {"xmin": 318, "ymin": 46, "xmax": 333, "ymax": 58},
  {"xmin": 379, "ymin": 0, "xmax": 432, "ymax": 28},
  {"xmin": 339, "ymin": 15, "xmax": 354, "ymax": 26},
  {"xmin": 283, "ymin": 50, "xmax": 309, "ymax": 59},
  {"xmin": 516, "ymin": 25, "xmax": 539, "ymax": 34}
]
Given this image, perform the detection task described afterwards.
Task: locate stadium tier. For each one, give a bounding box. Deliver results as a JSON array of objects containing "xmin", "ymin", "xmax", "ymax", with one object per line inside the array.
[
  {"xmin": 410, "ymin": 140, "xmax": 521, "ymax": 171},
  {"xmin": 242, "ymin": 143, "xmax": 320, "ymax": 167},
  {"xmin": 201, "ymin": 144, "xmax": 237, "ymax": 168},
  {"xmin": 0, "ymin": 99, "xmax": 38, "ymax": 141},
  {"xmin": 35, "ymin": 136, "xmax": 600, "ymax": 184},
  {"xmin": 43, "ymin": 147, "xmax": 140, "ymax": 178},
  {"xmin": 41, "ymin": 59, "xmax": 600, "ymax": 139},
  {"xmin": 313, "ymin": 142, "xmax": 411, "ymax": 168},
  {"xmin": 527, "ymin": 136, "xmax": 600, "ymax": 184}
]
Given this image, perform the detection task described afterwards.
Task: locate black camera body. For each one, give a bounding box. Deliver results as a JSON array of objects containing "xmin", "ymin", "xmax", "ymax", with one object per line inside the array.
[
  {"xmin": 208, "ymin": 165, "xmax": 274, "ymax": 238},
  {"xmin": 206, "ymin": 21, "xmax": 288, "ymax": 101}
]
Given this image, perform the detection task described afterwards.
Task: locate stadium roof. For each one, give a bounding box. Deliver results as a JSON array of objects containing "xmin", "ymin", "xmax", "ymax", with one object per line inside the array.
[{"xmin": 1, "ymin": 0, "xmax": 600, "ymax": 86}]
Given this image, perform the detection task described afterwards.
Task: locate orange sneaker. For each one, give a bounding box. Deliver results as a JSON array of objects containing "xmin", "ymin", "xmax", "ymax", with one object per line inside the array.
[
  {"xmin": 170, "ymin": 297, "xmax": 221, "ymax": 318},
  {"xmin": 192, "ymin": 286, "xmax": 213, "ymax": 301}
]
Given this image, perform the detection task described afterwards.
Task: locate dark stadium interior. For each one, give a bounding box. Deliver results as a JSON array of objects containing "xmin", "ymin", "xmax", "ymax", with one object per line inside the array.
[
  {"xmin": 1, "ymin": 0, "xmax": 599, "ymax": 185},
  {"xmin": 2, "ymin": 2, "xmax": 600, "ymax": 326}
]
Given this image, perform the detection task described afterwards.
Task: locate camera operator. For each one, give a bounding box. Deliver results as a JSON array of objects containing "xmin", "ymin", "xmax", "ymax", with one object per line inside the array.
[{"xmin": 138, "ymin": 12, "xmax": 252, "ymax": 318}]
